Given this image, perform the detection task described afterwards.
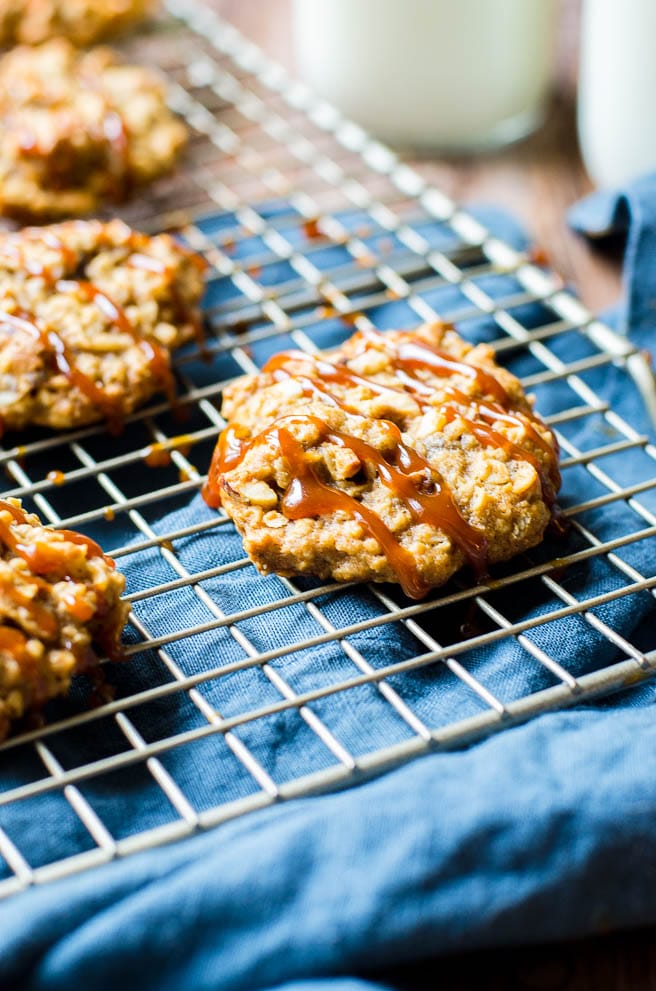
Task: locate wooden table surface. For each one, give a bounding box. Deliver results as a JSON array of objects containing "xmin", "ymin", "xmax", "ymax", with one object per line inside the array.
[{"xmin": 210, "ymin": 2, "xmax": 652, "ymax": 988}]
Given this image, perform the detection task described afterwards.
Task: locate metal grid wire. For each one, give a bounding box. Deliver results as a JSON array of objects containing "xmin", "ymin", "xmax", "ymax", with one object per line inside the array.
[{"xmin": 0, "ymin": 0, "xmax": 655, "ymax": 897}]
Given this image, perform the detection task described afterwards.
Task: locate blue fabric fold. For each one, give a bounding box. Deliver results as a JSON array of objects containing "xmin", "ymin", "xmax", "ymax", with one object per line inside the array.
[
  {"xmin": 569, "ymin": 173, "xmax": 656, "ymax": 343},
  {"xmin": 0, "ymin": 190, "xmax": 655, "ymax": 991}
]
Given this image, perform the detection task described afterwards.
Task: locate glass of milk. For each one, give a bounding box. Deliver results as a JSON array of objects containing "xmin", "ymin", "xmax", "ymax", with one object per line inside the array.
[
  {"xmin": 292, "ymin": 0, "xmax": 557, "ymax": 152},
  {"xmin": 578, "ymin": 0, "xmax": 656, "ymax": 188}
]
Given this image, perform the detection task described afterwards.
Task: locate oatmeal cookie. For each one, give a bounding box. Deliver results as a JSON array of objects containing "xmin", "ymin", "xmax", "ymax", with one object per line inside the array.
[
  {"xmin": 204, "ymin": 322, "xmax": 561, "ymax": 599},
  {"xmin": 0, "ymin": 0, "xmax": 154, "ymax": 46},
  {"xmin": 0, "ymin": 218, "xmax": 206, "ymax": 433},
  {"xmin": 0, "ymin": 498, "xmax": 128, "ymax": 741},
  {"xmin": 0, "ymin": 39, "xmax": 186, "ymax": 219}
]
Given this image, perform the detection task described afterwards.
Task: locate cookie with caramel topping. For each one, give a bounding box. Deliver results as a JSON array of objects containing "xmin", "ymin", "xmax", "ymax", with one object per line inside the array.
[
  {"xmin": 0, "ymin": 218, "xmax": 206, "ymax": 433},
  {"xmin": 0, "ymin": 499, "xmax": 128, "ymax": 742},
  {"xmin": 204, "ymin": 322, "xmax": 561, "ymax": 599},
  {"xmin": 0, "ymin": 0, "xmax": 154, "ymax": 46},
  {"xmin": 0, "ymin": 39, "xmax": 186, "ymax": 219}
]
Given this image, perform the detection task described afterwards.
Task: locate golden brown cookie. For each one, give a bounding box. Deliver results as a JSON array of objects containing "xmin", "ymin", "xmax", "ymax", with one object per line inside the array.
[
  {"xmin": 0, "ymin": 0, "xmax": 154, "ymax": 46},
  {"xmin": 0, "ymin": 39, "xmax": 186, "ymax": 219},
  {"xmin": 0, "ymin": 218, "xmax": 206, "ymax": 433},
  {"xmin": 0, "ymin": 498, "xmax": 129, "ymax": 741},
  {"xmin": 204, "ymin": 322, "xmax": 561, "ymax": 599}
]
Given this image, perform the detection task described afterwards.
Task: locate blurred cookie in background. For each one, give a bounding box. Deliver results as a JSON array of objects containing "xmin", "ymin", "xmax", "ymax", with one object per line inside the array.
[
  {"xmin": 0, "ymin": 39, "xmax": 186, "ymax": 219},
  {"xmin": 0, "ymin": 0, "xmax": 155, "ymax": 46}
]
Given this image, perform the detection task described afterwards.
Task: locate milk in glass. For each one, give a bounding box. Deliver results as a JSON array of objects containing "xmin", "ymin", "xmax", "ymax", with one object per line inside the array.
[
  {"xmin": 579, "ymin": 0, "xmax": 656, "ymax": 187},
  {"xmin": 292, "ymin": 0, "xmax": 556, "ymax": 151}
]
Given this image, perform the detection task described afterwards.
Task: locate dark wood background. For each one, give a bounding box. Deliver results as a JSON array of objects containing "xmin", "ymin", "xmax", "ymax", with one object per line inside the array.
[{"xmin": 209, "ymin": 2, "xmax": 653, "ymax": 987}]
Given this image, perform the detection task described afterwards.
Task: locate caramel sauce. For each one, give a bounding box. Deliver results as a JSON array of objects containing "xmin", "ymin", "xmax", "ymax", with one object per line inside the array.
[
  {"xmin": 0, "ymin": 499, "xmax": 115, "ymax": 663},
  {"xmin": 144, "ymin": 446, "xmax": 172, "ymax": 468},
  {"xmin": 277, "ymin": 424, "xmax": 431, "ymax": 599},
  {"xmin": 302, "ymin": 218, "xmax": 322, "ymax": 240},
  {"xmin": 15, "ymin": 96, "xmax": 131, "ymax": 199},
  {"xmin": 0, "ymin": 498, "xmax": 110, "ymax": 572},
  {"xmin": 264, "ymin": 350, "xmax": 402, "ymax": 409},
  {"xmin": 60, "ymin": 587, "xmax": 95, "ymax": 622},
  {"xmin": 178, "ymin": 466, "xmax": 195, "ymax": 483},
  {"xmin": 374, "ymin": 333, "xmax": 510, "ymax": 406},
  {"xmin": 47, "ymin": 470, "xmax": 66, "ymax": 486},
  {"xmin": 0, "ymin": 625, "xmax": 30, "ymax": 660},
  {"xmin": 0, "ymin": 500, "xmax": 122, "ymax": 665},
  {"xmin": 144, "ymin": 435, "xmax": 193, "ymax": 468},
  {"xmin": 261, "ymin": 348, "xmax": 559, "ymax": 505},
  {"xmin": 58, "ymin": 528, "xmax": 109, "ymax": 564},
  {"xmin": 101, "ymin": 109, "xmax": 131, "ymax": 199},
  {"xmin": 42, "ymin": 231, "xmax": 77, "ymax": 273},
  {"xmin": 203, "ymin": 425, "xmax": 241, "ymax": 508},
  {"xmin": 1, "ymin": 310, "xmax": 126, "ymax": 430},
  {"xmin": 0, "ymin": 229, "xmax": 206, "ymax": 436},
  {"xmin": 57, "ymin": 279, "xmax": 176, "ymax": 408},
  {"xmin": 208, "ymin": 414, "xmax": 487, "ymax": 599},
  {"xmin": 315, "ymin": 305, "xmax": 336, "ymax": 320},
  {"xmin": 205, "ymin": 327, "xmax": 563, "ymax": 595},
  {"xmin": 438, "ymin": 388, "xmax": 560, "ymax": 506},
  {"xmin": 126, "ymin": 252, "xmax": 207, "ymax": 353},
  {"xmin": 341, "ymin": 312, "xmax": 364, "ymax": 327},
  {"xmin": 0, "ymin": 577, "xmax": 58, "ymax": 640}
]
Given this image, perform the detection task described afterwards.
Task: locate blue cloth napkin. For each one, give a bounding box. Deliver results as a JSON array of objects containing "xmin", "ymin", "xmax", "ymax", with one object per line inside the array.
[{"xmin": 0, "ymin": 193, "xmax": 655, "ymax": 991}]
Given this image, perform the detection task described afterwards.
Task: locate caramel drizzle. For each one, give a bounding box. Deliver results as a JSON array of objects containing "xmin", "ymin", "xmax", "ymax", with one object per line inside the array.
[
  {"xmin": 214, "ymin": 415, "xmax": 487, "ymax": 600},
  {"xmin": 0, "ymin": 499, "xmax": 117, "ymax": 663},
  {"xmin": 0, "ymin": 280, "xmax": 176, "ymax": 432},
  {"xmin": 101, "ymin": 109, "xmax": 131, "ymax": 199},
  {"xmin": 57, "ymin": 279, "xmax": 176, "ymax": 407},
  {"xmin": 1, "ymin": 309, "xmax": 126, "ymax": 430},
  {"xmin": 205, "ymin": 330, "xmax": 561, "ymax": 597},
  {"xmin": 356, "ymin": 327, "xmax": 561, "ymax": 503},
  {"xmin": 126, "ymin": 252, "xmax": 207, "ymax": 352},
  {"xmin": 17, "ymin": 106, "xmax": 131, "ymax": 198},
  {"xmin": 0, "ymin": 498, "xmax": 110, "ymax": 571},
  {"xmin": 0, "ymin": 228, "xmax": 206, "ymax": 437},
  {"xmin": 379, "ymin": 335, "xmax": 511, "ymax": 406},
  {"xmin": 262, "ymin": 343, "xmax": 560, "ymax": 506}
]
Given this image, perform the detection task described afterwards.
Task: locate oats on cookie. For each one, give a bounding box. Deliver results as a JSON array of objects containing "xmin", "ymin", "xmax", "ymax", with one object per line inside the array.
[
  {"xmin": 0, "ymin": 218, "xmax": 206, "ymax": 433},
  {"xmin": 0, "ymin": 39, "xmax": 186, "ymax": 219},
  {"xmin": 0, "ymin": 0, "xmax": 154, "ymax": 48},
  {"xmin": 0, "ymin": 498, "xmax": 129, "ymax": 742},
  {"xmin": 204, "ymin": 322, "xmax": 561, "ymax": 599}
]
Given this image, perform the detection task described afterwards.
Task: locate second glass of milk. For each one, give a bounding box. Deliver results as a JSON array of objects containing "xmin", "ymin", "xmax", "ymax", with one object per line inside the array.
[{"xmin": 292, "ymin": 0, "xmax": 557, "ymax": 152}]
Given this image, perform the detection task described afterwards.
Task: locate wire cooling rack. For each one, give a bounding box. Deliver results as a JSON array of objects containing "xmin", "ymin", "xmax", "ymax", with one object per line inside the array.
[{"xmin": 0, "ymin": 1, "xmax": 655, "ymax": 898}]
